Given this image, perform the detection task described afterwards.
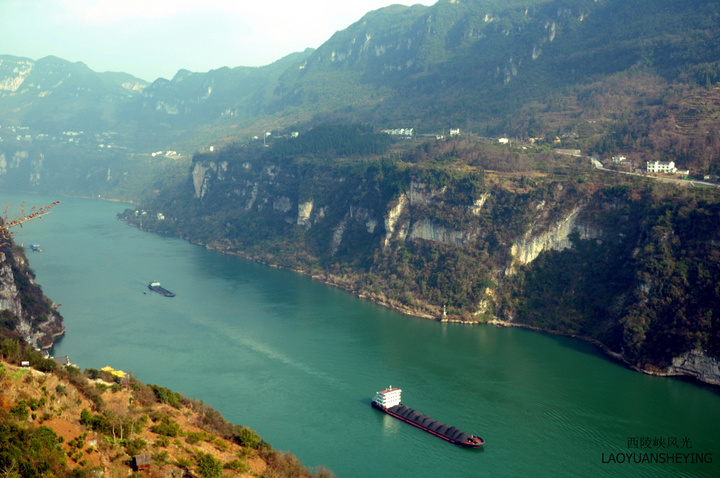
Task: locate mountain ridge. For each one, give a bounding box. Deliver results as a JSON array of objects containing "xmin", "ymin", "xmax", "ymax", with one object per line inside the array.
[{"xmin": 2, "ymin": 0, "xmax": 719, "ymax": 156}]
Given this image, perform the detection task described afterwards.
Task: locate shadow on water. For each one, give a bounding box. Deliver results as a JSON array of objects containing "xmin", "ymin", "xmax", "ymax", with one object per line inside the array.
[
  {"xmin": 541, "ymin": 328, "xmax": 720, "ymax": 396},
  {"xmin": 48, "ymin": 335, "xmax": 65, "ymax": 356},
  {"xmin": 667, "ymin": 374, "xmax": 720, "ymax": 397}
]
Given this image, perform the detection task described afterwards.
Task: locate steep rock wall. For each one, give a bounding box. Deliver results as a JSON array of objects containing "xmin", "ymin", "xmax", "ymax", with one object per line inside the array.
[
  {"xmin": 383, "ymin": 194, "xmax": 409, "ymax": 247},
  {"xmin": 123, "ymin": 154, "xmax": 720, "ymax": 386},
  {"xmin": 409, "ymin": 219, "xmax": 473, "ymax": 245},
  {"xmin": 666, "ymin": 350, "xmax": 720, "ymax": 385},
  {"xmin": 0, "ymin": 250, "xmax": 64, "ymax": 349},
  {"xmin": 0, "ymin": 252, "xmax": 22, "ymax": 318},
  {"xmin": 509, "ymin": 206, "xmax": 601, "ymax": 270}
]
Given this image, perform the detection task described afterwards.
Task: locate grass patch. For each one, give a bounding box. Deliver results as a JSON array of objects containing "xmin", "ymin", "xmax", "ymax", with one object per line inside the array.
[{"xmin": 10, "ymin": 369, "xmax": 29, "ymax": 381}]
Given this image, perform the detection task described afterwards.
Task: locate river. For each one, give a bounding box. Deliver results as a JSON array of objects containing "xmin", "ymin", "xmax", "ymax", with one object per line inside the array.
[{"xmin": 2, "ymin": 192, "xmax": 719, "ymax": 477}]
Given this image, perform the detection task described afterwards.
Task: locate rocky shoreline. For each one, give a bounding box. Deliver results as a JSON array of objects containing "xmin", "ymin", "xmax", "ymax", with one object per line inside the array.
[
  {"xmin": 213, "ymin": 243, "xmax": 720, "ymax": 388},
  {"xmin": 123, "ymin": 226, "xmax": 720, "ymax": 389}
]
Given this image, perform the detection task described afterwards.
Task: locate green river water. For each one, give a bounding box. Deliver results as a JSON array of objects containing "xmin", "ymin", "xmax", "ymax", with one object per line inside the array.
[{"xmin": 2, "ymin": 192, "xmax": 719, "ymax": 477}]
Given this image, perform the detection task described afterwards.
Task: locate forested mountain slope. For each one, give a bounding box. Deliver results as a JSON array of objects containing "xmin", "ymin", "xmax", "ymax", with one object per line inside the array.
[
  {"xmin": 2, "ymin": 0, "xmax": 720, "ymax": 384},
  {"xmin": 2, "ymin": 0, "xmax": 720, "ymax": 197},
  {"xmin": 0, "ymin": 217, "xmax": 327, "ymax": 477},
  {"xmin": 120, "ymin": 129, "xmax": 720, "ymax": 384}
]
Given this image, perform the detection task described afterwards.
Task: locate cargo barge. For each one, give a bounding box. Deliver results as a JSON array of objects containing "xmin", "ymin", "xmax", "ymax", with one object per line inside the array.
[
  {"xmin": 148, "ymin": 281, "xmax": 175, "ymax": 297},
  {"xmin": 372, "ymin": 386, "xmax": 484, "ymax": 448}
]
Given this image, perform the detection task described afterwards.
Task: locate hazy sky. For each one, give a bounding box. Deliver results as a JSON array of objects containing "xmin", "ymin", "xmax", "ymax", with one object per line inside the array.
[{"xmin": 0, "ymin": 0, "xmax": 436, "ymax": 82}]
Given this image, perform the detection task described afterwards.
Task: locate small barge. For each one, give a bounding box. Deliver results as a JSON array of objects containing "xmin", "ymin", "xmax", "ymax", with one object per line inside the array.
[
  {"xmin": 148, "ymin": 281, "xmax": 175, "ymax": 297},
  {"xmin": 372, "ymin": 386, "xmax": 484, "ymax": 448}
]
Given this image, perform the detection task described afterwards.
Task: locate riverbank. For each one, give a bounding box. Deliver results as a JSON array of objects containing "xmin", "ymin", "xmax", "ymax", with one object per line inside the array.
[
  {"xmin": 488, "ymin": 319, "xmax": 720, "ymax": 387},
  {"xmin": 119, "ymin": 220, "xmax": 720, "ymax": 390},
  {"xmin": 205, "ymin": 241, "xmax": 720, "ymax": 388}
]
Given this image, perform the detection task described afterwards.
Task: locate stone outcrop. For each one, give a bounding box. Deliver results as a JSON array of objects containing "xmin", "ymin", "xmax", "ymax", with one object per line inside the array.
[
  {"xmin": 0, "ymin": 252, "xmax": 22, "ymax": 318},
  {"xmin": 383, "ymin": 194, "xmax": 409, "ymax": 247},
  {"xmin": 666, "ymin": 350, "xmax": 720, "ymax": 385},
  {"xmin": 297, "ymin": 201, "xmax": 314, "ymax": 226},
  {"xmin": 0, "ymin": 250, "xmax": 64, "ymax": 349},
  {"xmin": 409, "ymin": 219, "xmax": 471, "ymax": 245},
  {"xmin": 508, "ymin": 206, "xmax": 601, "ymax": 271},
  {"xmin": 192, "ymin": 162, "xmax": 211, "ymax": 199}
]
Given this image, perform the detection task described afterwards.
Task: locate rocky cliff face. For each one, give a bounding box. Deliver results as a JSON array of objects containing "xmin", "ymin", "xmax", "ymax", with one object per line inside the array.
[
  {"xmin": 666, "ymin": 350, "xmax": 720, "ymax": 385},
  {"xmin": 0, "ymin": 253, "xmax": 22, "ymax": 318},
  {"xmin": 0, "ymin": 248, "xmax": 64, "ymax": 349},
  {"xmin": 123, "ymin": 150, "xmax": 720, "ymax": 387},
  {"xmin": 509, "ymin": 205, "xmax": 602, "ymax": 272}
]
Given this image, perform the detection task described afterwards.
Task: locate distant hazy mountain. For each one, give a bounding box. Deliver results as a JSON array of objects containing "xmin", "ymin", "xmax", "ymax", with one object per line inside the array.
[
  {"xmin": 0, "ymin": 55, "xmax": 146, "ymax": 131},
  {"xmin": 1, "ymin": 0, "xmax": 719, "ymax": 195}
]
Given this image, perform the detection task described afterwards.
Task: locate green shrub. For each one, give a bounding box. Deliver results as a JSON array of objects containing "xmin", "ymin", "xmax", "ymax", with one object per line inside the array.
[
  {"xmin": 149, "ymin": 385, "xmax": 183, "ymax": 408},
  {"xmin": 196, "ymin": 452, "xmax": 223, "ymax": 478},
  {"xmin": 10, "ymin": 400, "xmax": 29, "ymax": 421},
  {"xmin": 154, "ymin": 436, "xmax": 170, "ymax": 447},
  {"xmin": 185, "ymin": 431, "xmax": 206, "ymax": 445},
  {"xmin": 123, "ymin": 437, "xmax": 147, "ymax": 456},
  {"xmin": 151, "ymin": 417, "xmax": 180, "ymax": 437},
  {"xmin": 235, "ymin": 426, "xmax": 261, "ymax": 448},
  {"xmin": 224, "ymin": 458, "xmax": 249, "ymax": 473},
  {"xmin": 153, "ymin": 450, "xmax": 170, "ymax": 466}
]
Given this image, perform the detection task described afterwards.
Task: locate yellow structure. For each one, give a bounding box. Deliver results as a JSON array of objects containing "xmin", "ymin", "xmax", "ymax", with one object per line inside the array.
[{"xmin": 101, "ymin": 366, "xmax": 127, "ymax": 379}]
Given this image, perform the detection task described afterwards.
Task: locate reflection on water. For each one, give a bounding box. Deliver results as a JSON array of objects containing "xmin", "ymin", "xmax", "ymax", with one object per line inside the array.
[{"xmin": 379, "ymin": 411, "xmax": 401, "ymax": 435}]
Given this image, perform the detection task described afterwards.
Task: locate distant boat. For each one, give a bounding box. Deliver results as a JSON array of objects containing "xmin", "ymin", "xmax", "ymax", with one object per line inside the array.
[
  {"xmin": 148, "ymin": 281, "xmax": 175, "ymax": 297},
  {"xmin": 30, "ymin": 243, "xmax": 42, "ymax": 252}
]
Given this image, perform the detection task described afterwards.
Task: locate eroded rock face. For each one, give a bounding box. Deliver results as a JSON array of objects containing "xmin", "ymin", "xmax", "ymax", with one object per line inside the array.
[
  {"xmin": 667, "ymin": 350, "xmax": 720, "ymax": 385},
  {"xmin": 409, "ymin": 219, "xmax": 471, "ymax": 245},
  {"xmin": 0, "ymin": 253, "xmax": 22, "ymax": 318},
  {"xmin": 383, "ymin": 194, "xmax": 409, "ymax": 248},
  {"xmin": 192, "ymin": 162, "xmax": 212, "ymax": 199},
  {"xmin": 509, "ymin": 207, "xmax": 601, "ymax": 269},
  {"xmin": 297, "ymin": 201, "xmax": 314, "ymax": 226},
  {"xmin": 0, "ymin": 251, "xmax": 64, "ymax": 349}
]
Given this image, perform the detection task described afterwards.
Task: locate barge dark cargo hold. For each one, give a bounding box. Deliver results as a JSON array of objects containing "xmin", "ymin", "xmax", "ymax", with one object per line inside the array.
[
  {"xmin": 148, "ymin": 281, "xmax": 175, "ymax": 297},
  {"xmin": 372, "ymin": 386, "xmax": 484, "ymax": 448}
]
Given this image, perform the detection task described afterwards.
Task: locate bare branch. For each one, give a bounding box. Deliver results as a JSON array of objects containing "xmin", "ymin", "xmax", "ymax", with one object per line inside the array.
[{"xmin": 0, "ymin": 201, "xmax": 61, "ymax": 247}]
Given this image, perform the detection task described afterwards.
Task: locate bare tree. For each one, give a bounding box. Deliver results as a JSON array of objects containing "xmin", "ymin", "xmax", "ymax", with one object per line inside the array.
[{"xmin": 0, "ymin": 201, "xmax": 61, "ymax": 247}]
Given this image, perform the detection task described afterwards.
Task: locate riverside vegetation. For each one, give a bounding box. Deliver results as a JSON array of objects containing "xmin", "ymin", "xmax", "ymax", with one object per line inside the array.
[
  {"xmin": 0, "ymin": 212, "xmax": 331, "ymax": 477},
  {"xmin": 0, "ymin": 356, "xmax": 332, "ymax": 477},
  {"xmin": 2, "ymin": 0, "xmax": 720, "ymax": 384},
  {"xmin": 2, "ymin": 0, "xmax": 720, "ymax": 473},
  {"xmin": 120, "ymin": 125, "xmax": 720, "ymax": 384}
]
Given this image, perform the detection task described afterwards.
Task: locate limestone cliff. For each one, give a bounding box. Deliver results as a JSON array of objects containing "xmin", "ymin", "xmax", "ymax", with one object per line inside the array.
[
  {"xmin": 120, "ymin": 148, "xmax": 720, "ymax": 387},
  {"xmin": 666, "ymin": 350, "xmax": 720, "ymax": 385},
  {"xmin": 508, "ymin": 206, "xmax": 602, "ymax": 273},
  {"xmin": 0, "ymin": 246, "xmax": 64, "ymax": 349}
]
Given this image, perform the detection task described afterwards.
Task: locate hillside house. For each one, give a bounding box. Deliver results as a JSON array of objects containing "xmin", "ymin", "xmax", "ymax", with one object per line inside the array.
[
  {"xmin": 646, "ymin": 160, "xmax": 677, "ymax": 174},
  {"xmin": 134, "ymin": 454, "xmax": 151, "ymax": 472},
  {"xmin": 53, "ymin": 355, "xmax": 71, "ymax": 366}
]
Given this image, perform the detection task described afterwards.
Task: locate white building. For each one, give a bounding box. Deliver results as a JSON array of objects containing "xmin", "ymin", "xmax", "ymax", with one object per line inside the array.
[
  {"xmin": 646, "ymin": 160, "xmax": 677, "ymax": 174},
  {"xmin": 382, "ymin": 128, "xmax": 413, "ymax": 136},
  {"xmin": 372, "ymin": 386, "xmax": 402, "ymax": 408}
]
